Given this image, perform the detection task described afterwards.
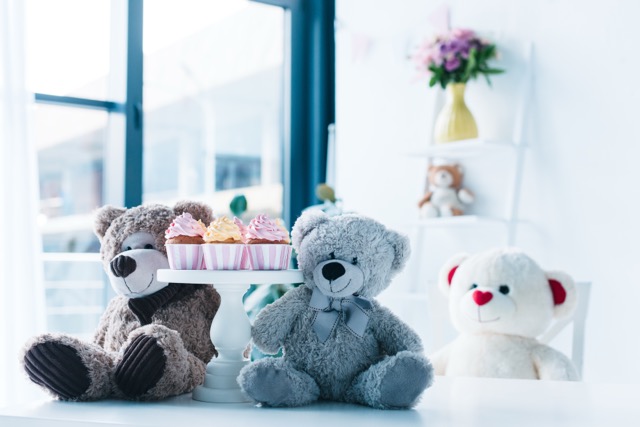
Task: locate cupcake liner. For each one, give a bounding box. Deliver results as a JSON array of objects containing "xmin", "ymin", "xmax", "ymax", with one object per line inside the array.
[
  {"xmin": 247, "ymin": 244, "xmax": 292, "ymax": 270},
  {"xmin": 202, "ymin": 244, "xmax": 245, "ymax": 270},
  {"xmin": 166, "ymin": 244, "xmax": 205, "ymax": 270},
  {"xmin": 240, "ymin": 246, "xmax": 251, "ymax": 270}
]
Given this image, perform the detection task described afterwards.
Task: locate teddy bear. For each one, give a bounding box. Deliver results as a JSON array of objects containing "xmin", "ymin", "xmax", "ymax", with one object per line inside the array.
[
  {"xmin": 238, "ymin": 210, "xmax": 433, "ymax": 409},
  {"xmin": 22, "ymin": 201, "xmax": 221, "ymax": 401},
  {"xmin": 418, "ymin": 163, "xmax": 474, "ymax": 218},
  {"xmin": 431, "ymin": 248, "xmax": 579, "ymax": 381}
]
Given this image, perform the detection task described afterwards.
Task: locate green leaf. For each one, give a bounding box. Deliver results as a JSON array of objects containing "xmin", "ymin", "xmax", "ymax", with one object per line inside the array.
[
  {"xmin": 483, "ymin": 73, "xmax": 492, "ymax": 87},
  {"xmin": 316, "ymin": 183, "xmax": 336, "ymax": 203},
  {"xmin": 484, "ymin": 68, "xmax": 505, "ymax": 74},
  {"xmin": 229, "ymin": 194, "xmax": 248, "ymax": 217},
  {"xmin": 429, "ymin": 75, "xmax": 438, "ymax": 87},
  {"xmin": 463, "ymin": 48, "xmax": 477, "ymax": 81}
]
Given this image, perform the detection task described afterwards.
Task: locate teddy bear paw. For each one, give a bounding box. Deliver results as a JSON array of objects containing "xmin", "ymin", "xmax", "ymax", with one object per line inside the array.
[
  {"xmin": 114, "ymin": 334, "xmax": 167, "ymax": 398},
  {"xmin": 378, "ymin": 353, "xmax": 433, "ymax": 408},
  {"xmin": 239, "ymin": 360, "xmax": 319, "ymax": 407},
  {"xmin": 240, "ymin": 364, "xmax": 294, "ymax": 406},
  {"xmin": 24, "ymin": 341, "xmax": 91, "ymax": 400},
  {"xmin": 420, "ymin": 203, "xmax": 439, "ymax": 218}
]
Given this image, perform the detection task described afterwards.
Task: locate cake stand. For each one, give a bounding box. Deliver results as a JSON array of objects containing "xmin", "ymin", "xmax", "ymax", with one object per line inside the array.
[{"xmin": 156, "ymin": 269, "xmax": 304, "ymax": 403}]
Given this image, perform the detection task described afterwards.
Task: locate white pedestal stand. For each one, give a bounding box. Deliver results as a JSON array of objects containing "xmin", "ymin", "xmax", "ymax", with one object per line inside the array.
[{"xmin": 157, "ymin": 269, "xmax": 304, "ymax": 403}]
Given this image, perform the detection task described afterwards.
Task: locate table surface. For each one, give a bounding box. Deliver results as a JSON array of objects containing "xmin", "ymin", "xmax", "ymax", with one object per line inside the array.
[{"xmin": 1, "ymin": 376, "xmax": 638, "ymax": 427}]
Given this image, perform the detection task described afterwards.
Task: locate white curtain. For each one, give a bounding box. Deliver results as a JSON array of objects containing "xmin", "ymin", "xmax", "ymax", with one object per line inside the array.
[{"xmin": 0, "ymin": 0, "xmax": 46, "ymax": 406}]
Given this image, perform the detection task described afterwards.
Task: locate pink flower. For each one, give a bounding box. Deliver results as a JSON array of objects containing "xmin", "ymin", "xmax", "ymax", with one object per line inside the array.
[{"xmin": 451, "ymin": 28, "xmax": 475, "ymax": 40}]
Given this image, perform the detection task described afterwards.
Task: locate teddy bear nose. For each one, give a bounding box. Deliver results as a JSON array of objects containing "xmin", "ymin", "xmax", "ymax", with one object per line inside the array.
[
  {"xmin": 322, "ymin": 262, "xmax": 346, "ymax": 281},
  {"xmin": 472, "ymin": 290, "xmax": 493, "ymax": 306},
  {"xmin": 110, "ymin": 255, "xmax": 137, "ymax": 279}
]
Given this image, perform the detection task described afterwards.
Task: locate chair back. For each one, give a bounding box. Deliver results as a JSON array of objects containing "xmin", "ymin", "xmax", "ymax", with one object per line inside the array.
[{"xmin": 539, "ymin": 281, "xmax": 591, "ymax": 377}]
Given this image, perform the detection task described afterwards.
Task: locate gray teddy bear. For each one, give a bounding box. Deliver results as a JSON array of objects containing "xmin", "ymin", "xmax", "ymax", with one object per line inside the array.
[
  {"xmin": 22, "ymin": 202, "xmax": 220, "ymax": 401},
  {"xmin": 238, "ymin": 211, "xmax": 433, "ymax": 409}
]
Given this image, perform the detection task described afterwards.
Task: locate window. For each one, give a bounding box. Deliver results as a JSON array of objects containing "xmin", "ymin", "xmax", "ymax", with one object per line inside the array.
[
  {"xmin": 142, "ymin": 0, "xmax": 285, "ymax": 219},
  {"xmin": 26, "ymin": 0, "xmax": 334, "ymax": 337},
  {"xmin": 26, "ymin": 0, "xmax": 131, "ymax": 338}
]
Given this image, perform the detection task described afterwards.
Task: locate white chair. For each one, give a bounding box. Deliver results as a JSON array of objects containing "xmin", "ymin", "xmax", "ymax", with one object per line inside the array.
[{"xmin": 539, "ymin": 281, "xmax": 591, "ymax": 377}]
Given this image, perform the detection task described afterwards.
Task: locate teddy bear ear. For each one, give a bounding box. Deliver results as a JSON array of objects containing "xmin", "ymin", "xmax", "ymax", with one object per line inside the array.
[
  {"xmin": 545, "ymin": 270, "xmax": 578, "ymax": 319},
  {"xmin": 385, "ymin": 229, "xmax": 411, "ymax": 272},
  {"xmin": 437, "ymin": 253, "xmax": 470, "ymax": 297},
  {"xmin": 94, "ymin": 205, "xmax": 127, "ymax": 240},
  {"xmin": 173, "ymin": 200, "xmax": 214, "ymax": 224},
  {"xmin": 291, "ymin": 209, "xmax": 329, "ymax": 251}
]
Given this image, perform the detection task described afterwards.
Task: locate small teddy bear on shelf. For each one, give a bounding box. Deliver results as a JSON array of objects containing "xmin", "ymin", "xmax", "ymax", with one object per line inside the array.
[
  {"xmin": 238, "ymin": 210, "xmax": 433, "ymax": 409},
  {"xmin": 431, "ymin": 248, "xmax": 579, "ymax": 381},
  {"xmin": 418, "ymin": 163, "xmax": 474, "ymax": 218},
  {"xmin": 22, "ymin": 202, "xmax": 221, "ymax": 401}
]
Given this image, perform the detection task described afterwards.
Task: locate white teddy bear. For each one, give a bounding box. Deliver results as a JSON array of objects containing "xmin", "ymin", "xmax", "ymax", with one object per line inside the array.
[{"xmin": 431, "ymin": 248, "xmax": 580, "ymax": 381}]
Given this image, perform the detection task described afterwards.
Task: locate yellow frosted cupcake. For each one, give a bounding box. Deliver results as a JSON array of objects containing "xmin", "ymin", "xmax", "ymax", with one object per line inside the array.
[{"xmin": 202, "ymin": 216, "xmax": 245, "ymax": 270}]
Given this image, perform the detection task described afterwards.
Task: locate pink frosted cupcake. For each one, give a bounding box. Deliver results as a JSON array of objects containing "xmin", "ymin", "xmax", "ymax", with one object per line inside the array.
[
  {"xmin": 165, "ymin": 212, "xmax": 207, "ymax": 270},
  {"xmin": 244, "ymin": 214, "xmax": 292, "ymax": 270},
  {"xmin": 202, "ymin": 216, "xmax": 245, "ymax": 270}
]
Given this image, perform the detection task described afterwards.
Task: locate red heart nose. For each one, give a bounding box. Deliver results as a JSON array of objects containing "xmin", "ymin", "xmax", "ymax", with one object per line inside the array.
[{"xmin": 473, "ymin": 290, "xmax": 493, "ymax": 306}]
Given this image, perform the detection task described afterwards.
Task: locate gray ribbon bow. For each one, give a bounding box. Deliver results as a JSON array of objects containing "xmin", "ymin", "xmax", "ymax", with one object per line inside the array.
[{"xmin": 309, "ymin": 287, "xmax": 372, "ymax": 343}]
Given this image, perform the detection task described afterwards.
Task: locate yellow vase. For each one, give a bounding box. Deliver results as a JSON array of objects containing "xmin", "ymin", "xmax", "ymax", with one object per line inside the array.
[{"xmin": 434, "ymin": 82, "xmax": 478, "ymax": 143}]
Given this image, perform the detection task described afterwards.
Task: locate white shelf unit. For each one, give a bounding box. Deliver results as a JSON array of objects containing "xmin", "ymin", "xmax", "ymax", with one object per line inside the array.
[
  {"xmin": 408, "ymin": 138, "xmax": 520, "ymax": 159},
  {"xmin": 410, "ymin": 42, "xmax": 533, "ymax": 295},
  {"xmin": 412, "ymin": 136, "xmax": 527, "ymax": 246},
  {"xmin": 417, "ymin": 38, "xmax": 532, "ymax": 236}
]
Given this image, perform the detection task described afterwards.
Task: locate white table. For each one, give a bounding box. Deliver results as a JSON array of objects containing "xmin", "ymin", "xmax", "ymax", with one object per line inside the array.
[
  {"xmin": 1, "ymin": 376, "xmax": 638, "ymax": 427},
  {"xmin": 156, "ymin": 269, "xmax": 304, "ymax": 403}
]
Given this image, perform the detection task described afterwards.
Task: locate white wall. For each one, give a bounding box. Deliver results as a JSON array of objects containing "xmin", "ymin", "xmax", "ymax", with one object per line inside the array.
[{"xmin": 335, "ymin": 0, "xmax": 640, "ymax": 383}]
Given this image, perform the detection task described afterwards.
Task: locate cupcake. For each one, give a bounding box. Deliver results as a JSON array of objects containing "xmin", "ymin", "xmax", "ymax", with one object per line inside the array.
[
  {"xmin": 165, "ymin": 212, "xmax": 207, "ymax": 270},
  {"xmin": 244, "ymin": 214, "xmax": 292, "ymax": 270},
  {"xmin": 202, "ymin": 216, "xmax": 245, "ymax": 270}
]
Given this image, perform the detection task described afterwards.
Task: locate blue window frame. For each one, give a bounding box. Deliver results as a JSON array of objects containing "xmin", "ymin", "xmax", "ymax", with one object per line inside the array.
[{"xmin": 279, "ymin": 0, "xmax": 336, "ymax": 227}]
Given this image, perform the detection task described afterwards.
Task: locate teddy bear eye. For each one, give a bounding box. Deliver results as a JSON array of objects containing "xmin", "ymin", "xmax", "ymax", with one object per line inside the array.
[
  {"xmin": 469, "ymin": 284, "xmax": 478, "ymax": 290},
  {"xmin": 329, "ymin": 252, "xmax": 336, "ymax": 260},
  {"xmin": 352, "ymin": 257, "xmax": 358, "ymax": 265},
  {"xmin": 144, "ymin": 243, "xmax": 154, "ymax": 250},
  {"xmin": 499, "ymin": 285, "xmax": 510, "ymax": 295},
  {"xmin": 124, "ymin": 246, "xmax": 132, "ymax": 251}
]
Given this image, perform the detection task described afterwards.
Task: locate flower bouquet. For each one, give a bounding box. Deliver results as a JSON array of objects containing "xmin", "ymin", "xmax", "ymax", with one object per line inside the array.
[
  {"xmin": 414, "ymin": 28, "xmax": 503, "ymax": 88},
  {"xmin": 412, "ymin": 28, "xmax": 503, "ymax": 143}
]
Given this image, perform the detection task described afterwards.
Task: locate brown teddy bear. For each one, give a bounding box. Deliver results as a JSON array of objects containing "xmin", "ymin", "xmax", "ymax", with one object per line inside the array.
[
  {"xmin": 418, "ymin": 163, "xmax": 474, "ymax": 217},
  {"xmin": 22, "ymin": 201, "xmax": 220, "ymax": 401}
]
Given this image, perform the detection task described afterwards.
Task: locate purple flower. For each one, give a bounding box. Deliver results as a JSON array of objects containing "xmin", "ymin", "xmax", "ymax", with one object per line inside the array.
[
  {"xmin": 444, "ymin": 56, "xmax": 461, "ymax": 71},
  {"xmin": 457, "ymin": 41, "xmax": 471, "ymax": 58},
  {"xmin": 410, "ymin": 27, "xmax": 502, "ymax": 87}
]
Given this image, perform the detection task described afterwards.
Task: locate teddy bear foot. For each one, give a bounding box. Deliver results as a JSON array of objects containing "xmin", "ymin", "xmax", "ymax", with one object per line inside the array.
[
  {"xmin": 377, "ymin": 352, "xmax": 433, "ymax": 408},
  {"xmin": 23, "ymin": 341, "xmax": 91, "ymax": 400},
  {"xmin": 239, "ymin": 358, "xmax": 320, "ymax": 407},
  {"xmin": 420, "ymin": 203, "xmax": 439, "ymax": 218},
  {"xmin": 348, "ymin": 351, "xmax": 433, "ymax": 409},
  {"xmin": 114, "ymin": 334, "xmax": 167, "ymax": 399}
]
